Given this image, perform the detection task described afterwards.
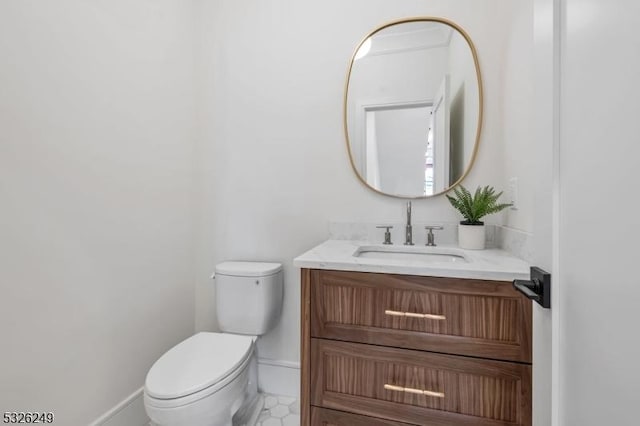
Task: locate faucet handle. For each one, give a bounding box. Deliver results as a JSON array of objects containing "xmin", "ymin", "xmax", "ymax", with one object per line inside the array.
[
  {"xmin": 424, "ymin": 225, "xmax": 444, "ymax": 247},
  {"xmin": 376, "ymin": 225, "xmax": 394, "ymax": 245}
]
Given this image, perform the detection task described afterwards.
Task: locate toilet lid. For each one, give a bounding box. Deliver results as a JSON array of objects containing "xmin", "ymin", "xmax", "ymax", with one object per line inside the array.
[
  {"xmin": 145, "ymin": 332, "xmax": 253, "ymax": 399},
  {"xmin": 215, "ymin": 261, "xmax": 282, "ymax": 277}
]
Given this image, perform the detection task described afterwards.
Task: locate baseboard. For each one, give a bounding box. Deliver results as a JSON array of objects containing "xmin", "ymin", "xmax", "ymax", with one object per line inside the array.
[
  {"xmin": 257, "ymin": 358, "xmax": 300, "ymax": 398},
  {"xmin": 90, "ymin": 387, "xmax": 149, "ymax": 426}
]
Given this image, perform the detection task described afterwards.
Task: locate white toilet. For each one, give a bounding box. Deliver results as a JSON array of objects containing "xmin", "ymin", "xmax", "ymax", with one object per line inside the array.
[{"xmin": 144, "ymin": 261, "xmax": 283, "ymax": 426}]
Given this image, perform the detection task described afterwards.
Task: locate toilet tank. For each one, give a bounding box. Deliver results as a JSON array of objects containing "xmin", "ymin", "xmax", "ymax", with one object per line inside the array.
[{"xmin": 214, "ymin": 261, "xmax": 283, "ymax": 335}]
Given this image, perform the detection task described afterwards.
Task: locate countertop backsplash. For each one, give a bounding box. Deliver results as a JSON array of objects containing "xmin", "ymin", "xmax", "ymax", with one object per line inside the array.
[{"xmin": 495, "ymin": 225, "xmax": 534, "ymax": 263}]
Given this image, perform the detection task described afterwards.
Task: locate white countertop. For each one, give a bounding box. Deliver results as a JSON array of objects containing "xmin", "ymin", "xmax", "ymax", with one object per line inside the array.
[{"xmin": 293, "ymin": 239, "xmax": 530, "ymax": 281}]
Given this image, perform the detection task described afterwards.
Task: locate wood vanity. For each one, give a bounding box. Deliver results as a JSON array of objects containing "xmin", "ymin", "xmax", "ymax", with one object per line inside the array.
[{"xmin": 300, "ymin": 269, "xmax": 532, "ymax": 426}]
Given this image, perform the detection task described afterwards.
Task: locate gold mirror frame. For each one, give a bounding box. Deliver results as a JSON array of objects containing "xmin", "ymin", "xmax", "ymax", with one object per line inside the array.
[{"xmin": 343, "ymin": 17, "xmax": 484, "ymax": 199}]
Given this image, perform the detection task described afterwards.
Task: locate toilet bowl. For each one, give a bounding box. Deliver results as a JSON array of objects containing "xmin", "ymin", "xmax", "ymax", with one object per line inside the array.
[
  {"xmin": 144, "ymin": 262, "xmax": 283, "ymax": 426},
  {"xmin": 145, "ymin": 332, "xmax": 262, "ymax": 426}
]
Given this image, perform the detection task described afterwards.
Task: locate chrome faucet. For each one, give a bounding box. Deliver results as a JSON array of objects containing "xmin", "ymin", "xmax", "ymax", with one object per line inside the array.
[
  {"xmin": 404, "ymin": 201, "xmax": 414, "ymax": 245},
  {"xmin": 376, "ymin": 225, "xmax": 393, "ymax": 245},
  {"xmin": 425, "ymin": 225, "xmax": 444, "ymax": 246}
]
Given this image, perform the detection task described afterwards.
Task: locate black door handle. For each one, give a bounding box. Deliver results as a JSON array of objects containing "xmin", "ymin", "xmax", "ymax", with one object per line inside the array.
[{"xmin": 513, "ymin": 267, "xmax": 551, "ymax": 309}]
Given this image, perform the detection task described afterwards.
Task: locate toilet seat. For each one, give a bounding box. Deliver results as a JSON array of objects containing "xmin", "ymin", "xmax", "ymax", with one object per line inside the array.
[{"xmin": 145, "ymin": 332, "xmax": 254, "ymax": 407}]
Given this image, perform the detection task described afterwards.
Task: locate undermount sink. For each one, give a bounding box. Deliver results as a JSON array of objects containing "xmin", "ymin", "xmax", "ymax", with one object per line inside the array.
[{"xmin": 353, "ymin": 245, "xmax": 468, "ymax": 263}]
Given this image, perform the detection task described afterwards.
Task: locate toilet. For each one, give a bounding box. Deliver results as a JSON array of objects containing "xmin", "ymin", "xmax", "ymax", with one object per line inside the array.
[{"xmin": 144, "ymin": 261, "xmax": 284, "ymax": 426}]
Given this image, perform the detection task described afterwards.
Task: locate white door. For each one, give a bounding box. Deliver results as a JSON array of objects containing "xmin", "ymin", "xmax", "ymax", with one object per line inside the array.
[
  {"xmin": 555, "ymin": 0, "xmax": 640, "ymax": 424},
  {"xmin": 432, "ymin": 76, "xmax": 450, "ymax": 193}
]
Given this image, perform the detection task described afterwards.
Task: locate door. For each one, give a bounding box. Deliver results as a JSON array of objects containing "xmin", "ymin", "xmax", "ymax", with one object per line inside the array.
[
  {"xmin": 363, "ymin": 102, "xmax": 432, "ymax": 196},
  {"xmin": 554, "ymin": 0, "xmax": 640, "ymax": 424},
  {"xmin": 431, "ymin": 76, "xmax": 450, "ymax": 193}
]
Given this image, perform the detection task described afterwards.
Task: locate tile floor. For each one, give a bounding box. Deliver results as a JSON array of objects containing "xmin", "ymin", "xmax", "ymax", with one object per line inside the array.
[
  {"xmin": 147, "ymin": 393, "xmax": 300, "ymax": 426},
  {"xmin": 256, "ymin": 394, "xmax": 300, "ymax": 426}
]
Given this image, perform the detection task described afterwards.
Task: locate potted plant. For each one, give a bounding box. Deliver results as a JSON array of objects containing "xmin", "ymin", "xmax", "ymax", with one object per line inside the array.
[{"xmin": 446, "ymin": 185, "xmax": 512, "ymax": 250}]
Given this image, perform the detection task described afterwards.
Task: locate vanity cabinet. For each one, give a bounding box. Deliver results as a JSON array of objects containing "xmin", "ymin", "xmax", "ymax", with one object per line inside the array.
[{"xmin": 301, "ymin": 269, "xmax": 532, "ymax": 426}]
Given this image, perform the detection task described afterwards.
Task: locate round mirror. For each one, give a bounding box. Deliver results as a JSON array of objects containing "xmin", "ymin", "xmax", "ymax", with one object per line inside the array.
[{"xmin": 344, "ymin": 18, "xmax": 483, "ymax": 198}]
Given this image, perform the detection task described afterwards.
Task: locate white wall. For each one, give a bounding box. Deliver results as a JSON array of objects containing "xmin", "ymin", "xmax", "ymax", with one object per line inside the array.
[
  {"xmin": 0, "ymin": 1, "xmax": 197, "ymax": 424},
  {"xmin": 503, "ymin": 0, "xmax": 537, "ymax": 234},
  {"xmin": 559, "ymin": 0, "xmax": 640, "ymax": 424},
  {"xmin": 194, "ymin": 0, "xmax": 520, "ymax": 369},
  {"xmin": 503, "ymin": 1, "xmax": 554, "ymax": 425}
]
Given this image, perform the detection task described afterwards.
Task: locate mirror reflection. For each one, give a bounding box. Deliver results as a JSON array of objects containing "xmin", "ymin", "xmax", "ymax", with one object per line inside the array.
[{"xmin": 345, "ymin": 19, "xmax": 482, "ymax": 198}]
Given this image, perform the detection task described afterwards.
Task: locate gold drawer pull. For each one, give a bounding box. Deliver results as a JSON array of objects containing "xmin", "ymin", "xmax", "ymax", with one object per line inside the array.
[
  {"xmin": 384, "ymin": 384, "xmax": 445, "ymax": 398},
  {"xmin": 385, "ymin": 309, "xmax": 446, "ymax": 321}
]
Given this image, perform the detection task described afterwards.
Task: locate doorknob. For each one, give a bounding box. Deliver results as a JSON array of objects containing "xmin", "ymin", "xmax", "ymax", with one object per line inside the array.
[{"xmin": 513, "ymin": 266, "xmax": 551, "ymax": 309}]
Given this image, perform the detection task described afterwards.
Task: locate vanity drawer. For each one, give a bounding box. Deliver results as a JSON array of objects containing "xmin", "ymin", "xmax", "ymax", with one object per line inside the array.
[
  {"xmin": 311, "ymin": 407, "xmax": 414, "ymax": 426},
  {"xmin": 310, "ymin": 269, "xmax": 531, "ymax": 362},
  {"xmin": 311, "ymin": 339, "xmax": 531, "ymax": 426}
]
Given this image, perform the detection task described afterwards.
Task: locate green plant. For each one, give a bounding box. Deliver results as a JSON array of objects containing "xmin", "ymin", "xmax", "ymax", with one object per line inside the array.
[{"xmin": 446, "ymin": 185, "xmax": 512, "ymax": 225}]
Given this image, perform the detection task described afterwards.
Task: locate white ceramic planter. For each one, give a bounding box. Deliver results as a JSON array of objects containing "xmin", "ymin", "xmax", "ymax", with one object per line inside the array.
[{"xmin": 458, "ymin": 224, "xmax": 485, "ymax": 250}]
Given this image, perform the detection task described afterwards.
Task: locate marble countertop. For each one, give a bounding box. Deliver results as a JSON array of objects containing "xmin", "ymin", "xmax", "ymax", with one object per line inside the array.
[{"xmin": 293, "ymin": 239, "xmax": 530, "ymax": 281}]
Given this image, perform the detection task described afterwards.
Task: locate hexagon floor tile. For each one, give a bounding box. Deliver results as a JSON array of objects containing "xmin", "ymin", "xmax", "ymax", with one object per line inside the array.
[
  {"xmin": 148, "ymin": 393, "xmax": 300, "ymax": 426},
  {"xmin": 256, "ymin": 393, "xmax": 300, "ymax": 426}
]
